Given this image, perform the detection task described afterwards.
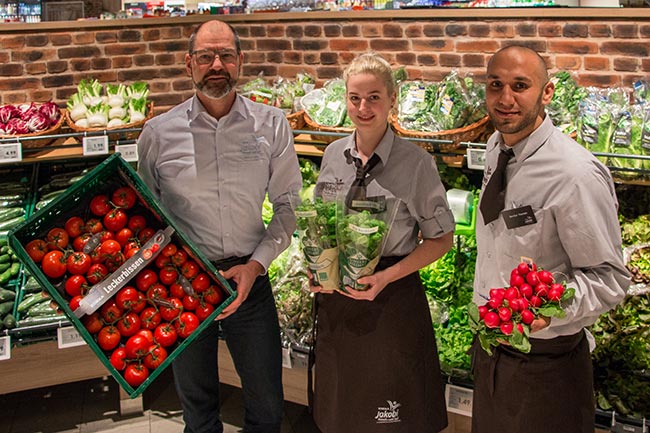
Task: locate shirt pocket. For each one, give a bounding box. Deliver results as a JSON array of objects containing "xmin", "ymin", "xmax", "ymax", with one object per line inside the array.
[{"xmin": 499, "ymin": 206, "xmax": 550, "ymax": 264}]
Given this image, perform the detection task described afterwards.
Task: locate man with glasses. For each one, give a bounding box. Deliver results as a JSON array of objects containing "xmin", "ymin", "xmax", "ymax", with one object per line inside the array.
[{"xmin": 137, "ymin": 20, "xmax": 302, "ymax": 433}]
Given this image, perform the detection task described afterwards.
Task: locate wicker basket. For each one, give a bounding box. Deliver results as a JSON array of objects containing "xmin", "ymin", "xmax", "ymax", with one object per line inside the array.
[
  {"xmin": 0, "ymin": 108, "xmax": 66, "ymax": 149},
  {"xmin": 286, "ymin": 110, "xmax": 305, "ymax": 130},
  {"xmin": 389, "ymin": 113, "xmax": 490, "ymax": 152},
  {"xmin": 65, "ymin": 102, "xmax": 155, "ymax": 141},
  {"xmin": 303, "ymin": 111, "xmax": 354, "ymax": 144}
]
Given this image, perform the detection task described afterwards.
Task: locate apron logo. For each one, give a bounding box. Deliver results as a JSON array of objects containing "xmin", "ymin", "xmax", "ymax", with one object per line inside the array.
[{"xmin": 374, "ymin": 400, "xmax": 401, "ymax": 424}]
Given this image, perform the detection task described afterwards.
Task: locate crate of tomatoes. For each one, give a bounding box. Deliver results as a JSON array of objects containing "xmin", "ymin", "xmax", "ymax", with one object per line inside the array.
[{"xmin": 7, "ymin": 153, "xmax": 235, "ymax": 398}]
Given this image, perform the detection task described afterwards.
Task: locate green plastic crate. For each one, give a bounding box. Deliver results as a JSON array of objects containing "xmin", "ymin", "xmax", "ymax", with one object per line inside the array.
[{"xmin": 8, "ymin": 153, "xmax": 236, "ymax": 398}]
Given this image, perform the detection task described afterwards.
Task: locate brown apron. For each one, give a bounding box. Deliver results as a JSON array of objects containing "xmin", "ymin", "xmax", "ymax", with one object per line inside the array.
[
  {"xmin": 471, "ymin": 331, "xmax": 594, "ymax": 433},
  {"xmin": 312, "ymin": 256, "xmax": 448, "ymax": 433}
]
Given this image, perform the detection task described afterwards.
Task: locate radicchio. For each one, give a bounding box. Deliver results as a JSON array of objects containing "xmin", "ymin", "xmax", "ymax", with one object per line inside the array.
[
  {"xmin": 0, "ymin": 104, "xmax": 19, "ymax": 124},
  {"xmin": 38, "ymin": 102, "xmax": 60, "ymax": 126},
  {"xmin": 27, "ymin": 112, "xmax": 50, "ymax": 132},
  {"xmin": 18, "ymin": 102, "xmax": 38, "ymax": 121},
  {"xmin": 6, "ymin": 117, "xmax": 30, "ymax": 135}
]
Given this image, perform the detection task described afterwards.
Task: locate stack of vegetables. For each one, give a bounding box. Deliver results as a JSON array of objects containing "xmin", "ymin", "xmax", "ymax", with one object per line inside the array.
[
  {"xmin": 0, "ymin": 102, "xmax": 61, "ymax": 136},
  {"xmin": 547, "ymin": 71, "xmax": 588, "ymax": 136},
  {"xmin": 303, "ymin": 79, "xmax": 353, "ymax": 128},
  {"xmin": 396, "ymin": 71, "xmax": 486, "ymax": 133},
  {"xmin": 239, "ymin": 72, "xmax": 315, "ymax": 113},
  {"xmin": 66, "ymin": 79, "xmax": 150, "ymax": 129},
  {"xmin": 0, "ymin": 240, "xmax": 21, "ymax": 332},
  {"xmin": 0, "ymin": 179, "xmax": 29, "ymax": 237},
  {"xmin": 576, "ymin": 83, "xmax": 650, "ymax": 177}
]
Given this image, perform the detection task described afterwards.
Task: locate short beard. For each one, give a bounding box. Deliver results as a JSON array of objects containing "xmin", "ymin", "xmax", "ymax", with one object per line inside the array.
[{"xmin": 193, "ymin": 72, "xmax": 237, "ymax": 100}]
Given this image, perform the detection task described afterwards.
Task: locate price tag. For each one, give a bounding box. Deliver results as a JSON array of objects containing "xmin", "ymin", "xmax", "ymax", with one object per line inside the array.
[
  {"xmin": 445, "ymin": 384, "xmax": 473, "ymax": 416},
  {"xmin": 115, "ymin": 144, "xmax": 138, "ymax": 162},
  {"xmin": 0, "ymin": 335, "xmax": 11, "ymax": 360},
  {"xmin": 282, "ymin": 347, "xmax": 292, "ymax": 369},
  {"xmin": 466, "ymin": 148, "xmax": 486, "ymax": 170},
  {"xmin": 82, "ymin": 135, "xmax": 109, "ymax": 156},
  {"xmin": 57, "ymin": 326, "xmax": 86, "ymax": 349},
  {"xmin": 0, "ymin": 142, "xmax": 22, "ymax": 164}
]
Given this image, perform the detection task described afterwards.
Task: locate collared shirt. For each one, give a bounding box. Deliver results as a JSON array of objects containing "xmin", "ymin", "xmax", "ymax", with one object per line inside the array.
[
  {"xmin": 137, "ymin": 94, "xmax": 302, "ymax": 271},
  {"xmin": 315, "ymin": 127, "xmax": 455, "ymax": 256},
  {"xmin": 474, "ymin": 115, "xmax": 630, "ymax": 339}
]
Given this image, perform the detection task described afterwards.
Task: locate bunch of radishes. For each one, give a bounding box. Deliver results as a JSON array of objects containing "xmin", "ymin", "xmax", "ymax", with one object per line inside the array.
[
  {"xmin": 469, "ymin": 261, "xmax": 575, "ymax": 354},
  {"xmin": 0, "ymin": 102, "xmax": 60, "ymax": 136}
]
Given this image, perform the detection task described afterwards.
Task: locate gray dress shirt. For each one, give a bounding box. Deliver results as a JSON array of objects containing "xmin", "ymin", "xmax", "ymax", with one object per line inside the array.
[
  {"xmin": 315, "ymin": 127, "xmax": 455, "ymax": 257},
  {"xmin": 137, "ymin": 94, "xmax": 302, "ymax": 271},
  {"xmin": 474, "ymin": 115, "xmax": 630, "ymax": 339}
]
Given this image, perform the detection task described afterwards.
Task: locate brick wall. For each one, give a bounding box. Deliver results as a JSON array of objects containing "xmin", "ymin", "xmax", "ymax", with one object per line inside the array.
[{"xmin": 1, "ymin": 17, "xmax": 649, "ymax": 112}]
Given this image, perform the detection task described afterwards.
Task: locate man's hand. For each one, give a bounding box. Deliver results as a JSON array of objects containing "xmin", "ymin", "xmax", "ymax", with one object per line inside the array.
[
  {"xmin": 216, "ymin": 260, "xmax": 264, "ymax": 320},
  {"xmin": 306, "ymin": 270, "xmax": 334, "ymax": 294}
]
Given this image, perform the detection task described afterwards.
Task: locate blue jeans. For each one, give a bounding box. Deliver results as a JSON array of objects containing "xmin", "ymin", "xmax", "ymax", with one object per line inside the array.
[{"xmin": 172, "ymin": 275, "xmax": 284, "ymax": 433}]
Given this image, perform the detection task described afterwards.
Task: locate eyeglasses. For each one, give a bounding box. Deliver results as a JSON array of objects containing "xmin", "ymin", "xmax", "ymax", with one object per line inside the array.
[{"xmin": 190, "ymin": 49, "xmax": 238, "ymax": 65}]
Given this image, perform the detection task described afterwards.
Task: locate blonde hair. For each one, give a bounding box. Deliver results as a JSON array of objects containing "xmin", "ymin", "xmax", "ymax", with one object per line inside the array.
[{"xmin": 343, "ymin": 52, "xmax": 396, "ymax": 97}]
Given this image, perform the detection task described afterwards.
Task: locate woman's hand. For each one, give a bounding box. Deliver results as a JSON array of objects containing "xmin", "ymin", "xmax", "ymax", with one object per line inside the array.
[
  {"xmin": 307, "ymin": 269, "xmax": 334, "ymax": 294},
  {"xmin": 341, "ymin": 270, "xmax": 390, "ymax": 301}
]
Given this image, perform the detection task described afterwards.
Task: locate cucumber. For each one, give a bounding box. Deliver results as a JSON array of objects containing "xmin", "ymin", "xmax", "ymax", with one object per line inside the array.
[
  {"xmin": 0, "ymin": 262, "xmax": 10, "ymax": 273},
  {"xmin": 3, "ymin": 313, "xmax": 16, "ymax": 329},
  {"xmin": 23, "ymin": 276, "xmax": 43, "ymax": 293},
  {"xmin": 17, "ymin": 315, "xmax": 67, "ymax": 327},
  {"xmin": 26, "ymin": 301, "xmax": 59, "ymax": 317},
  {"xmin": 0, "ymin": 215, "xmax": 25, "ymax": 230},
  {"xmin": 8, "ymin": 262, "xmax": 20, "ymax": 277},
  {"xmin": 0, "ymin": 301, "xmax": 13, "ymax": 316},
  {"xmin": 0, "ymin": 207, "xmax": 24, "ymax": 221},
  {"xmin": 17, "ymin": 292, "xmax": 49, "ymax": 313},
  {"xmin": 0, "ymin": 267, "xmax": 13, "ymax": 285},
  {"xmin": 0, "ymin": 288, "xmax": 15, "ymax": 302},
  {"xmin": 0, "ymin": 254, "xmax": 9, "ymax": 264}
]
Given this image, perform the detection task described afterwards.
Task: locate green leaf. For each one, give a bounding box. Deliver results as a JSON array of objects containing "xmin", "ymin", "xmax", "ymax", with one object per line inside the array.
[
  {"xmin": 479, "ymin": 333, "xmax": 493, "ymax": 356},
  {"xmin": 538, "ymin": 303, "xmax": 565, "ymax": 318}
]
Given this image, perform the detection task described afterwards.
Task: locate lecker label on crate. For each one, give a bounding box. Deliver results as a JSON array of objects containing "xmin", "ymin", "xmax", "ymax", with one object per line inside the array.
[
  {"xmin": 0, "ymin": 142, "xmax": 22, "ymax": 164},
  {"xmin": 74, "ymin": 226, "xmax": 175, "ymax": 318}
]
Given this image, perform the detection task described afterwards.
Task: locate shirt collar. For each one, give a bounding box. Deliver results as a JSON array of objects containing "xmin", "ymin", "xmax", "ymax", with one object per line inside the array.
[
  {"xmin": 493, "ymin": 113, "xmax": 554, "ymax": 161},
  {"xmin": 186, "ymin": 93, "xmax": 248, "ymax": 123},
  {"xmin": 343, "ymin": 125, "xmax": 394, "ymax": 167}
]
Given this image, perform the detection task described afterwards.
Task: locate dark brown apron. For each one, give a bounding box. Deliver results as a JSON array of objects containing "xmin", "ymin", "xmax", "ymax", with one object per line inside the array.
[
  {"xmin": 312, "ymin": 256, "xmax": 448, "ymax": 433},
  {"xmin": 471, "ymin": 331, "xmax": 594, "ymax": 433}
]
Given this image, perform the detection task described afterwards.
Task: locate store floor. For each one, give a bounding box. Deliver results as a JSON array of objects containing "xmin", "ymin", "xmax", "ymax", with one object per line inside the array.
[{"xmin": 0, "ymin": 367, "xmax": 321, "ymax": 433}]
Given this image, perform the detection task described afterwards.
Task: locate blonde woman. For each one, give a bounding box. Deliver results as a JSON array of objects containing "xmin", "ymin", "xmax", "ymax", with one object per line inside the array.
[{"xmin": 311, "ymin": 52, "xmax": 454, "ymax": 433}]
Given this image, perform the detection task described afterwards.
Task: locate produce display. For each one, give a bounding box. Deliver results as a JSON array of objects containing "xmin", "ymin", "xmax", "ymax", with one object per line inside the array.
[
  {"xmin": 469, "ymin": 261, "xmax": 575, "ymax": 354},
  {"xmin": 8, "ymin": 155, "xmax": 234, "ymax": 396},
  {"xmin": 396, "ymin": 71, "xmax": 486, "ymax": 132},
  {"xmin": 0, "ymin": 102, "xmax": 61, "ymax": 136},
  {"xmin": 239, "ymin": 72, "xmax": 315, "ymax": 113},
  {"xmin": 547, "ymin": 71, "xmax": 588, "ymax": 136},
  {"xmin": 66, "ymin": 79, "xmax": 150, "ymax": 129},
  {"xmin": 0, "ymin": 240, "xmax": 20, "ymax": 331},
  {"xmin": 303, "ymin": 79, "xmax": 352, "ymax": 128},
  {"xmin": 0, "ymin": 180, "xmax": 29, "ymax": 237}
]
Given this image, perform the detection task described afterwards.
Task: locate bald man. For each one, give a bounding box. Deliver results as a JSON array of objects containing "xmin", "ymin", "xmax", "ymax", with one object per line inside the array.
[
  {"xmin": 138, "ymin": 20, "xmax": 302, "ymax": 433},
  {"xmin": 471, "ymin": 45, "xmax": 629, "ymax": 433}
]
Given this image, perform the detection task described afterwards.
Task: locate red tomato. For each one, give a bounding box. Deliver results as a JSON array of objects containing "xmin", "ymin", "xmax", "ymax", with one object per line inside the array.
[
  {"xmin": 159, "ymin": 266, "xmax": 178, "ymax": 286},
  {"xmin": 85, "ymin": 218, "xmax": 104, "ymax": 234},
  {"xmin": 136, "ymin": 328, "xmax": 155, "ymax": 345},
  {"xmin": 86, "ymin": 263, "xmax": 109, "ymax": 285},
  {"xmin": 127, "ymin": 214, "xmax": 147, "ymax": 232},
  {"xmin": 65, "ymin": 274, "xmax": 88, "ymax": 297},
  {"xmin": 115, "ymin": 228, "xmax": 134, "ymax": 247},
  {"xmin": 135, "ymin": 269, "xmax": 158, "ymax": 292},
  {"xmin": 143, "ymin": 344, "xmax": 168, "ymax": 370},
  {"xmin": 161, "ymin": 244, "xmax": 177, "ymax": 258},
  {"xmin": 171, "ymin": 249, "xmax": 188, "ymax": 267},
  {"xmin": 82, "ymin": 312, "xmax": 103, "ymax": 334},
  {"xmin": 25, "ymin": 239, "xmax": 48, "ymax": 263},
  {"xmin": 110, "ymin": 347, "xmax": 128, "ymax": 371},
  {"xmin": 69, "ymin": 295, "xmax": 84, "ymax": 311},
  {"xmin": 90, "ymin": 194, "xmax": 112, "ymax": 217},
  {"xmin": 105, "ymin": 251, "xmax": 125, "ymax": 273},
  {"xmin": 190, "ymin": 272, "xmax": 210, "ymax": 293},
  {"xmin": 159, "ymin": 297, "xmax": 183, "ymax": 322},
  {"xmin": 125, "ymin": 334, "xmax": 151, "ymax": 359},
  {"xmin": 138, "ymin": 227, "xmax": 155, "ymax": 244},
  {"xmin": 66, "ymin": 251, "xmax": 92, "ymax": 275},
  {"xmin": 154, "ymin": 323, "xmax": 178, "ymax": 348},
  {"xmin": 42, "ymin": 250, "xmax": 67, "ymax": 279},
  {"xmin": 115, "ymin": 286, "xmax": 140, "ymax": 310},
  {"xmin": 124, "ymin": 363, "xmax": 149, "ymax": 387},
  {"xmin": 202, "ymin": 285, "xmax": 223, "ymax": 305},
  {"xmin": 103, "ymin": 208, "xmax": 128, "ymax": 232},
  {"xmin": 112, "ymin": 186, "xmax": 137, "ymax": 210},
  {"xmin": 72, "ymin": 233, "xmax": 93, "ymax": 252},
  {"xmin": 195, "ymin": 302, "xmax": 214, "ymax": 322},
  {"xmin": 182, "ymin": 294, "xmax": 199, "ymax": 311},
  {"xmin": 140, "ymin": 307, "xmax": 162, "ymax": 330},
  {"xmin": 46, "ymin": 227, "xmax": 69, "ymax": 250},
  {"xmin": 124, "ymin": 246, "xmax": 140, "ymax": 259},
  {"xmin": 100, "ymin": 299, "xmax": 124, "ymax": 324},
  {"xmin": 169, "ymin": 282, "xmax": 186, "ymax": 299},
  {"xmin": 64, "ymin": 216, "xmax": 85, "ymax": 238},
  {"xmin": 130, "ymin": 292, "xmax": 147, "ymax": 313},
  {"xmin": 154, "ymin": 254, "xmax": 171, "ymax": 269},
  {"xmin": 181, "ymin": 261, "xmax": 200, "ymax": 280},
  {"xmin": 175, "ymin": 312, "xmax": 200, "ymax": 339},
  {"xmin": 146, "ymin": 283, "xmax": 168, "ymax": 302},
  {"xmin": 98, "ymin": 239, "xmax": 122, "ymax": 261},
  {"xmin": 117, "ymin": 312, "xmax": 141, "ymax": 337},
  {"xmin": 97, "ymin": 325, "xmax": 121, "ymax": 351}
]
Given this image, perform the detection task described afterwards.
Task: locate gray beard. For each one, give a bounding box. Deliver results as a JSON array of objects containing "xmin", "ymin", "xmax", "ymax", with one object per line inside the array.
[{"xmin": 193, "ymin": 76, "xmax": 236, "ymax": 100}]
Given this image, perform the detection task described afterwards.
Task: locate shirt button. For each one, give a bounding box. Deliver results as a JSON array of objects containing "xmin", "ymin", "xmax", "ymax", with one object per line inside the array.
[
  {"xmin": 225, "ymin": 233, "xmax": 230, "ymax": 237},
  {"xmin": 487, "ymin": 252, "xmax": 492, "ymax": 259}
]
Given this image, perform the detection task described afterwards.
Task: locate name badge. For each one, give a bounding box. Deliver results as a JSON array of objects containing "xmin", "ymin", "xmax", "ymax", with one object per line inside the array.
[{"xmin": 502, "ymin": 205, "xmax": 537, "ymax": 229}]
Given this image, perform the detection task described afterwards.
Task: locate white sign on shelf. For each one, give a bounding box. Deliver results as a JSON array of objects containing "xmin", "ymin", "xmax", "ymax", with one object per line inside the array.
[
  {"xmin": 282, "ymin": 347, "xmax": 292, "ymax": 369},
  {"xmin": 445, "ymin": 384, "xmax": 473, "ymax": 416},
  {"xmin": 0, "ymin": 142, "xmax": 22, "ymax": 164},
  {"xmin": 115, "ymin": 144, "xmax": 138, "ymax": 162},
  {"xmin": 0, "ymin": 335, "xmax": 10, "ymax": 361},
  {"xmin": 57, "ymin": 326, "xmax": 86, "ymax": 349},
  {"xmin": 466, "ymin": 148, "xmax": 486, "ymax": 171},
  {"xmin": 82, "ymin": 135, "xmax": 109, "ymax": 156}
]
